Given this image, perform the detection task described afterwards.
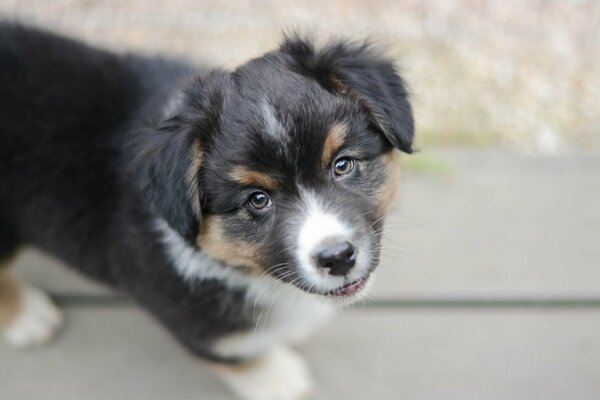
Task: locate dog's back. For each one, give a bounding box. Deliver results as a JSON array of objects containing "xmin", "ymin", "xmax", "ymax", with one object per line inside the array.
[
  {"xmin": 0, "ymin": 23, "xmax": 141, "ymax": 266},
  {"xmin": 0, "ymin": 22, "xmax": 138, "ymax": 153}
]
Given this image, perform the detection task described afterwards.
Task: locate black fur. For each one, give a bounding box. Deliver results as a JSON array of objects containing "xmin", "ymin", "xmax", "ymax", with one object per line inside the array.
[
  {"xmin": 280, "ymin": 36, "xmax": 414, "ymax": 153},
  {"xmin": 130, "ymin": 71, "xmax": 230, "ymax": 242},
  {"xmin": 0, "ymin": 22, "xmax": 414, "ymax": 361}
]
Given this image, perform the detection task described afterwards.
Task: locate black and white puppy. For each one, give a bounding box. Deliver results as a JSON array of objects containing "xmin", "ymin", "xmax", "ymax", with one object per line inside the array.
[{"xmin": 0, "ymin": 23, "xmax": 413, "ymax": 400}]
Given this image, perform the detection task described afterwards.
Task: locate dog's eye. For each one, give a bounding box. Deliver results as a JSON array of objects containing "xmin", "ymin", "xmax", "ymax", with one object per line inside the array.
[
  {"xmin": 333, "ymin": 157, "xmax": 355, "ymax": 177},
  {"xmin": 247, "ymin": 191, "xmax": 273, "ymax": 210}
]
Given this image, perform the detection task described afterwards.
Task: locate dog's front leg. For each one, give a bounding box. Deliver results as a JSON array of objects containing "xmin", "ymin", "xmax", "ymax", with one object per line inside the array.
[
  {"xmin": 212, "ymin": 345, "xmax": 312, "ymax": 400},
  {"xmin": 0, "ymin": 267, "xmax": 64, "ymax": 347}
]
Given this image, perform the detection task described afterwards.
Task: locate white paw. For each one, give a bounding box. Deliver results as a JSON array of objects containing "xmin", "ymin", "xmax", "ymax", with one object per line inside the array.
[
  {"xmin": 3, "ymin": 284, "xmax": 64, "ymax": 348},
  {"xmin": 218, "ymin": 347, "xmax": 313, "ymax": 400}
]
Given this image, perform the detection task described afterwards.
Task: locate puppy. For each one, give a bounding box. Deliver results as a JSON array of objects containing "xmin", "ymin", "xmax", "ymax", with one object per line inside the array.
[{"xmin": 0, "ymin": 23, "xmax": 414, "ymax": 400}]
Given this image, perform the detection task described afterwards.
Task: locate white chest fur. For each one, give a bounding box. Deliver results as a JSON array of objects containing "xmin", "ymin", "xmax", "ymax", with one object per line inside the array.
[
  {"xmin": 213, "ymin": 279, "xmax": 335, "ymax": 359},
  {"xmin": 156, "ymin": 219, "xmax": 335, "ymax": 359}
]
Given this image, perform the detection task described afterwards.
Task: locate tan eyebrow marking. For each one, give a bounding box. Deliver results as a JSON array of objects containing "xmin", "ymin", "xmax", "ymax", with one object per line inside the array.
[
  {"xmin": 321, "ymin": 122, "xmax": 348, "ymax": 169},
  {"xmin": 230, "ymin": 166, "xmax": 279, "ymax": 191}
]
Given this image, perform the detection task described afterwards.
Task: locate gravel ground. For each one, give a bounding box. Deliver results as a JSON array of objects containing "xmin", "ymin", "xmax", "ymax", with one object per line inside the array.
[{"xmin": 1, "ymin": 0, "xmax": 599, "ymax": 151}]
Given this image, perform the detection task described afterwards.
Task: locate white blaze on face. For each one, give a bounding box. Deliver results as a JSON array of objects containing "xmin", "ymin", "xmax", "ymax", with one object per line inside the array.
[
  {"xmin": 296, "ymin": 191, "xmax": 355, "ymax": 290},
  {"xmin": 260, "ymin": 99, "xmax": 287, "ymax": 139}
]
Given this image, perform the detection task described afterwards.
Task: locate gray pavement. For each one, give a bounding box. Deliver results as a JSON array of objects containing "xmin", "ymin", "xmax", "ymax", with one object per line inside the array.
[{"xmin": 1, "ymin": 150, "xmax": 600, "ymax": 399}]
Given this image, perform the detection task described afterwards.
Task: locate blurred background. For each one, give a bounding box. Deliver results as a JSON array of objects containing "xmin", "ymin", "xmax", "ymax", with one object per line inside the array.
[
  {"xmin": 3, "ymin": 0, "xmax": 600, "ymax": 151},
  {"xmin": 1, "ymin": 1, "xmax": 599, "ymax": 399}
]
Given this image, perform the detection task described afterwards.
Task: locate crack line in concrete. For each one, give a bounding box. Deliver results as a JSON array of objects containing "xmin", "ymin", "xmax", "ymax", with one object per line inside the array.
[{"xmin": 50, "ymin": 293, "xmax": 600, "ymax": 310}]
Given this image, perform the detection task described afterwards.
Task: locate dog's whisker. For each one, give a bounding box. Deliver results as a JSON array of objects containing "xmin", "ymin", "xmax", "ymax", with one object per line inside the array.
[
  {"xmin": 259, "ymin": 275, "xmax": 300, "ymax": 331},
  {"xmin": 375, "ymin": 245, "xmax": 415, "ymax": 255},
  {"xmin": 254, "ymin": 272, "xmax": 299, "ymax": 330},
  {"xmin": 252, "ymin": 268, "xmax": 295, "ymax": 320},
  {"xmin": 369, "ymin": 215, "xmax": 387, "ymax": 230}
]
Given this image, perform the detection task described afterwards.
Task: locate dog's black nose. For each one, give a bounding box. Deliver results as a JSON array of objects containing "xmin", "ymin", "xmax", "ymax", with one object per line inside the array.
[{"xmin": 315, "ymin": 242, "xmax": 357, "ymax": 276}]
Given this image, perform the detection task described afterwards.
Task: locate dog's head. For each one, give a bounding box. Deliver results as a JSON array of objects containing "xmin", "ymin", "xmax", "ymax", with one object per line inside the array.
[{"xmin": 137, "ymin": 37, "xmax": 414, "ymax": 300}]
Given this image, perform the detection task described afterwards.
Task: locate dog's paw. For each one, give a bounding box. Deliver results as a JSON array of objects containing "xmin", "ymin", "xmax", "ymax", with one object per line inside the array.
[
  {"xmin": 217, "ymin": 346, "xmax": 313, "ymax": 400},
  {"xmin": 3, "ymin": 284, "xmax": 63, "ymax": 348}
]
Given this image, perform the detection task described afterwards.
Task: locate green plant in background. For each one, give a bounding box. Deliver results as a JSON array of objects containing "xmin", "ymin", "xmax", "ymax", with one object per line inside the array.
[{"xmin": 400, "ymin": 152, "xmax": 454, "ymax": 176}]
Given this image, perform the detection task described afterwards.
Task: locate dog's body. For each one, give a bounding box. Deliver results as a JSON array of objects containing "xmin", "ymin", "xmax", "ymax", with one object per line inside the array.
[{"xmin": 0, "ymin": 23, "xmax": 413, "ymax": 399}]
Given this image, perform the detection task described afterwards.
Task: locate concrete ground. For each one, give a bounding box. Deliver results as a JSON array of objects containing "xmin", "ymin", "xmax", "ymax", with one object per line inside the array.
[{"xmin": 1, "ymin": 150, "xmax": 600, "ymax": 399}]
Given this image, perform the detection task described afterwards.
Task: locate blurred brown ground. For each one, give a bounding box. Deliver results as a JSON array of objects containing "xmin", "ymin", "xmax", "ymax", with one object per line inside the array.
[{"xmin": 1, "ymin": 0, "xmax": 599, "ymax": 151}]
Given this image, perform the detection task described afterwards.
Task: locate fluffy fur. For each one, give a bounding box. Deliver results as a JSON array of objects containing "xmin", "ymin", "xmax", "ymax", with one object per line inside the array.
[{"xmin": 0, "ymin": 22, "xmax": 414, "ymax": 399}]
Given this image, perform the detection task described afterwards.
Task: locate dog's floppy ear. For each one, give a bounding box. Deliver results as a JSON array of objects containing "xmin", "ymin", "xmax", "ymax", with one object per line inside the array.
[
  {"xmin": 131, "ymin": 72, "xmax": 227, "ymax": 243},
  {"xmin": 281, "ymin": 36, "xmax": 415, "ymax": 153}
]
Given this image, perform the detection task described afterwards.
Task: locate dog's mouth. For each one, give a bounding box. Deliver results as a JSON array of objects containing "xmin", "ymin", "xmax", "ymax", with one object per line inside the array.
[
  {"xmin": 287, "ymin": 273, "xmax": 371, "ymax": 298},
  {"xmin": 323, "ymin": 276, "xmax": 369, "ymax": 297}
]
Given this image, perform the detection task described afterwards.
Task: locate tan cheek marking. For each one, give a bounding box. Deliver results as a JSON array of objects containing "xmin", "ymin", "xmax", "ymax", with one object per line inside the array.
[
  {"xmin": 375, "ymin": 150, "xmax": 401, "ymax": 215},
  {"xmin": 321, "ymin": 123, "xmax": 348, "ymax": 169},
  {"xmin": 197, "ymin": 216, "xmax": 263, "ymax": 270},
  {"xmin": 0, "ymin": 269, "xmax": 21, "ymax": 328},
  {"xmin": 187, "ymin": 139, "xmax": 203, "ymax": 216},
  {"xmin": 230, "ymin": 167, "xmax": 278, "ymax": 192}
]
